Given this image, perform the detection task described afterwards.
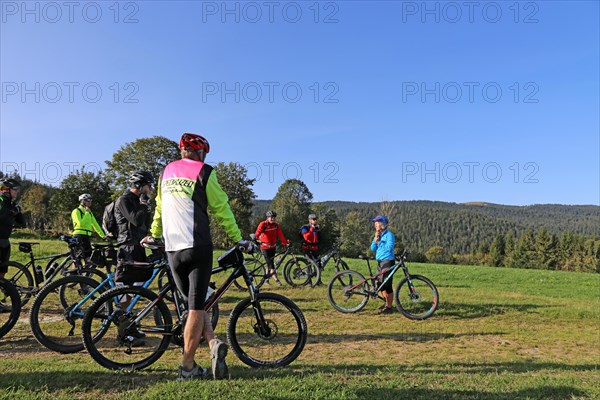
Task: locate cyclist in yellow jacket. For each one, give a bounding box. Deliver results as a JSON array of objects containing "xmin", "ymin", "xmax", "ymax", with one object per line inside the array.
[{"xmin": 71, "ymin": 193, "xmax": 106, "ymax": 258}]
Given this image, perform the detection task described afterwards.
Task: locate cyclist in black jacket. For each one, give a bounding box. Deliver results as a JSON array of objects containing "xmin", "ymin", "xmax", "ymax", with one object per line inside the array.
[
  {"xmin": 112, "ymin": 171, "xmax": 154, "ymax": 345},
  {"xmin": 0, "ymin": 178, "xmax": 25, "ymax": 279},
  {"xmin": 114, "ymin": 171, "xmax": 154, "ymax": 265}
]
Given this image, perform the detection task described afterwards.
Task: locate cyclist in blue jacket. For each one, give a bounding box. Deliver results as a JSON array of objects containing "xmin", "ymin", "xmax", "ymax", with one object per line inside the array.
[{"xmin": 370, "ymin": 215, "xmax": 395, "ymax": 315}]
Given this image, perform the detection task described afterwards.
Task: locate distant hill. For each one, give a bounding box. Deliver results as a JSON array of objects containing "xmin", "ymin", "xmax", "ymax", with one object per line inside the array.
[{"xmin": 252, "ymin": 199, "xmax": 600, "ymax": 254}]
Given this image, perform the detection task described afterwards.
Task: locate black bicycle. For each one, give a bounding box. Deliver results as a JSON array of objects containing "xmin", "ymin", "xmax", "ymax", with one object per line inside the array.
[
  {"xmin": 285, "ymin": 241, "xmax": 348, "ymax": 287},
  {"xmin": 5, "ymin": 237, "xmax": 107, "ymax": 306},
  {"xmin": 81, "ymin": 242, "xmax": 308, "ymax": 370},
  {"xmin": 236, "ymin": 236, "xmax": 318, "ymax": 290},
  {"xmin": 327, "ymin": 251, "xmax": 439, "ymax": 320},
  {"xmin": 0, "ymin": 278, "xmax": 21, "ymax": 339}
]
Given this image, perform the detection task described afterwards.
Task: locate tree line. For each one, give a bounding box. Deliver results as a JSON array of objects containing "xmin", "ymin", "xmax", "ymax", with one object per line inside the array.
[{"xmin": 3, "ymin": 136, "xmax": 598, "ymax": 273}]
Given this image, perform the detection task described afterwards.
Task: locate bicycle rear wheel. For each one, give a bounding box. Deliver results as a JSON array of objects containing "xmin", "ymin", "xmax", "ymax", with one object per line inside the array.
[
  {"xmin": 0, "ymin": 278, "xmax": 21, "ymax": 339},
  {"xmin": 327, "ymin": 270, "xmax": 370, "ymax": 313},
  {"xmin": 284, "ymin": 258, "xmax": 317, "ymax": 288},
  {"xmin": 227, "ymin": 292, "xmax": 307, "ymax": 368},
  {"xmin": 29, "ymin": 275, "xmax": 105, "ymax": 353},
  {"xmin": 5, "ymin": 261, "xmax": 34, "ymax": 307},
  {"xmin": 394, "ymin": 275, "xmax": 439, "ymax": 320},
  {"xmin": 82, "ymin": 286, "xmax": 172, "ymax": 370}
]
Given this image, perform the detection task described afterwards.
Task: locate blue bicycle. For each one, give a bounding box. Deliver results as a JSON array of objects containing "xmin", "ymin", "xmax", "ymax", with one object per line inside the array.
[{"xmin": 28, "ymin": 249, "xmax": 218, "ymax": 354}]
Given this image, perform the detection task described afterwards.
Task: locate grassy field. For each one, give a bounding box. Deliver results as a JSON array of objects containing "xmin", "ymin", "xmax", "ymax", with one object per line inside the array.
[{"xmin": 1, "ymin": 238, "xmax": 598, "ymax": 399}]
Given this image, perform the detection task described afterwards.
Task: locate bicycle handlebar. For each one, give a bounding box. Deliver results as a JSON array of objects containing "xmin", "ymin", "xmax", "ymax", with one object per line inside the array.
[{"xmin": 141, "ymin": 242, "xmax": 166, "ymax": 251}]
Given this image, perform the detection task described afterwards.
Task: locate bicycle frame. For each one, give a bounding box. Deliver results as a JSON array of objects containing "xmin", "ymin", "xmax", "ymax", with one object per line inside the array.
[
  {"xmin": 12, "ymin": 242, "xmax": 81, "ymax": 294},
  {"xmin": 307, "ymin": 242, "xmax": 343, "ymax": 270},
  {"xmin": 20, "ymin": 250, "xmax": 71, "ymax": 287},
  {"xmin": 67, "ymin": 266, "xmax": 162, "ymax": 321},
  {"xmin": 273, "ymin": 246, "xmax": 298, "ymax": 271},
  {"xmin": 360, "ymin": 254, "xmax": 412, "ymax": 296},
  {"xmin": 253, "ymin": 237, "xmax": 301, "ymax": 267},
  {"xmin": 126, "ymin": 255, "xmax": 270, "ymax": 338}
]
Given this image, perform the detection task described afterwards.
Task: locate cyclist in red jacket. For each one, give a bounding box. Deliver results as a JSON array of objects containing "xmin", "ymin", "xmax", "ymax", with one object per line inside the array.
[
  {"xmin": 255, "ymin": 210, "xmax": 289, "ymax": 285},
  {"xmin": 300, "ymin": 214, "xmax": 320, "ymax": 268}
]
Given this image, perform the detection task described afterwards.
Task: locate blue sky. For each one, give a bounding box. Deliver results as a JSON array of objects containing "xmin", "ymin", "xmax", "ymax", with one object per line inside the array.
[{"xmin": 1, "ymin": 1, "xmax": 598, "ymax": 206}]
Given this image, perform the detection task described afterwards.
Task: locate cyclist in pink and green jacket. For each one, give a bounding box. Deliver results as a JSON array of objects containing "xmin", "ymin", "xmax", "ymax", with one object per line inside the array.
[{"xmin": 145, "ymin": 133, "xmax": 250, "ymax": 381}]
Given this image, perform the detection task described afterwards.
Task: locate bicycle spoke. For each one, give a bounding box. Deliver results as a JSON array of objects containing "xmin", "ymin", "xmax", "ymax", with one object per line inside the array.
[
  {"xmin": 83, "ymin": 287, "xmax": 172, "ymax": 370},
  {"xmin": 227, "ymin": 293, "xmax": 307, "ymax": 368},
  {"xmin": 30, "ymin": 275, "xmax": 106, "ymax": 353},
  {"xmin": 395, "ymin": 275, "xmax": 439, "ymax": 320}
]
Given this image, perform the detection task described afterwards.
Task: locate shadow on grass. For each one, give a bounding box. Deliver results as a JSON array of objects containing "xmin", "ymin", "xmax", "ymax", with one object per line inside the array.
[
  {"xmin": 237, "ymin": 360, "xmax": 599, "ymax": 379},
  {"xmin": 351, "ymin": 386, "xmax": 586, "ymax": 400},
  {"xmin": 0, "ymin": 333, "xmax": 43, "ymax": 354},
  {"xmin": 308, "ymin": 330, "xmax": 505, "ymax": 344},
  {"xmin": 0, "ymin": 362, "xmax": 593, "ymax": 400},
  {"xmin": 301, "ymin": 301, "xmax": 550, "ymax": 319},
  {"xmin": 438, "ymin": 301, "xmax": 549, "ymax": 319}
]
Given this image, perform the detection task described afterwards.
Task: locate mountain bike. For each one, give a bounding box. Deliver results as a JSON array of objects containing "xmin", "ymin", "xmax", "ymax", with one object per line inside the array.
[
  {"xmin": 285, "ymin": 241, "xmax": 348, "ymax": 287},
  {"xmin": 235, "ymin": 237, "xmax": 319, "ymax": 290},
  {"xmin": 29, "ymin": 248, "xmax": 218, "ymax": 354},
  {"xmin": 5, "ymin": 236, "xmax": 107, "ymax": 306},
  {"xmin": 81, "ymin": 243, "xmax": 308, "ymax": 370},
  {"xmin": 0, "ymin": 278, "xmax": 21, "ymax": 339},
  {"xmin": 327, "ymin": 251, "xmax": 439, "ymax": 320}
]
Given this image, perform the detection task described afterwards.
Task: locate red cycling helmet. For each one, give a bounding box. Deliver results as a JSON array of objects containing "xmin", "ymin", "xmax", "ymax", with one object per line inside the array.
[{"xmin": 179, "ymin": 133, "xmax": 210, "ymax": 153}]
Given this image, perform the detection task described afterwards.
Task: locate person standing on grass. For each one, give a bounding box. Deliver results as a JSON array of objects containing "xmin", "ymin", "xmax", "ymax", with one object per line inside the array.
[
  {"xmin": 112, "ymin": 171, "xmax": 155, "ymax": 347},
  {"xmin": 301, "ymin": 213, "xmax": 321, "ymax": 268},
  {"xmin": 370, "ymin": 215, "xmax": 396, "ymax": 315},
  {"xmin": 145, "ymin": 133, "xmax": 251, "ymax": 380},
  {"xmin": 255, "ymin": 210, "xmax": 289, "ymax": 286},
  {"xmin": 71, "ymin": 193, "xmax": 106, "ymax": 259},
  {"xmin": 0, "ymin": 178, "xmax": 24, "ymax": 280},
  {"xmin": 115, "ymin": 171, "xmax": 154, "ymax": 267}
]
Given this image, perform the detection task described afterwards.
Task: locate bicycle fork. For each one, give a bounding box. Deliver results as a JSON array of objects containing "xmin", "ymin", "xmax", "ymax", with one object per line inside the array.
[
  {"xmin": 247, "ymin": 283, "xmax": 273, "ymax": 339},
  {"xmin": 250, "ymin": 301, "xmax": 272, "ymax": 339}
]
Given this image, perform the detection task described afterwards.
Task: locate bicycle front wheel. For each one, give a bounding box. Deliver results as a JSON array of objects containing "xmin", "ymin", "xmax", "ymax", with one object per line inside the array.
[
  {"xmin": 0, "ymin": 278, "xmax": 21, "ymax": 339},
  {"xmin": 227, "ymin": 292, "xmax": 307, "ymax": 368},
  {"xmin": 394, "ymin": 275, "xmax": 439, "ymax": 320},
  {"xmin": 327, "ymin": 270, "xmax": 370, "ymax": 313},
  {"xmin": 82, "ymin": 286, "xmax": 172, "ymax": 370},
  {"xmin": 29, "ymin": 275, "xmax": 104, "ymax": 353}
]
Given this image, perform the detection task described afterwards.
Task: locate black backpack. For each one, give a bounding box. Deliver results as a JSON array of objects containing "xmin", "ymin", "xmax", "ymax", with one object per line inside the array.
[{"xmin": 102, "ymin": 201, "xmax": 118, "ymax": 239}]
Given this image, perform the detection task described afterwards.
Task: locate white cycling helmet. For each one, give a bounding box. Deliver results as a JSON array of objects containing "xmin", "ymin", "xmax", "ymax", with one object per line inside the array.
[{"xmin": 79, "ymin": 193, "xmax": 93, "ymax": 202}]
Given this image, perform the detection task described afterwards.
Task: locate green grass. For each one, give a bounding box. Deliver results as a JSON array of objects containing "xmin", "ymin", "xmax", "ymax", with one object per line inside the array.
[{"xmin": 1, "ymin": 239, "xmax": 598, "ymax": 399}]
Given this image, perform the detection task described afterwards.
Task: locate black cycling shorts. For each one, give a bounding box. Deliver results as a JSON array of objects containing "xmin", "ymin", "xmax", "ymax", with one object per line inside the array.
[
  {"xmin": 261, "ymin": 248, "xmax": 276, "ymax": 270},
  {"xmin": 377, "ymin": 260, "xmax": 395, "ymax": 294},
  {"xmin": 167, "ymin": 246, "xmax": 213, "ymax": 310}
]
